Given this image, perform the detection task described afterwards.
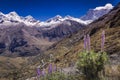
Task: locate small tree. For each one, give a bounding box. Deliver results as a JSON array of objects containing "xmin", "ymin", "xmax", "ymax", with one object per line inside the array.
[{"xmin": 77, "ymin": 31, "xmax": 108, "ymax": 80}]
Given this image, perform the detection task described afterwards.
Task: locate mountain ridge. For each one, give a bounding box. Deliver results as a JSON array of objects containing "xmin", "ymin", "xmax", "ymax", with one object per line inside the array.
[
  {"xmin": 0, "ymin": 3, "xmax": 113, "ymax": 28},
  {"xmin": 0, "ymin": 3, "xmax": 114, "ymax": 56}
]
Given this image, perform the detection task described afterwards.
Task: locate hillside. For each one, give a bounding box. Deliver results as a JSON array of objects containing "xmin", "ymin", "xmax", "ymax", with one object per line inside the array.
[
  {"xmin": 26, "ymin": 4, "xmax": 120, "ymax": 79},
  {"xmin": 0, "ymin": 2, "xmax": 119, "ymax": 80},
  {"xmin": 43, "ymin": 2, "xmax": 120, "ymax": 67},
  {"xmin": 17, "ymin": 2, "xmax": 120, "ymax": 80},
  {"xmin": 0, "ymin": 23, "xmax": 54, "ymax": 56}
]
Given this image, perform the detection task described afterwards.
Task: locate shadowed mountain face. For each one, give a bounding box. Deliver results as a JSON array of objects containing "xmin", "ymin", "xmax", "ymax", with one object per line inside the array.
[
  {"xmin": 0, "ymin": 20, "xmax": 85, "ymax": 56},
  {"xmin": 41, "ymin": 20, "xmax": 85, "ymax": 41},
  {"xmin": 0, "ymin": 24, "xmax": 43, "ymax": 56}
]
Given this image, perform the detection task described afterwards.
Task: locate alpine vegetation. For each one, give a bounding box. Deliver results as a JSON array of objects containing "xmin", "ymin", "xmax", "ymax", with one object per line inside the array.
[
  {"xmin": 35, "ymin": 62, "xmax": 66, "ymax": 80},
  {"xmin": 83, "ymin": 33, "xmax": 91, "ymax": 52},
  {"xmin": 37, "ymin": 68, "xmax": 41, "ymax": 77},
  {"xmin": 34, "ymin": 30, "xmax": 108, "ymax": 80},
  {"xmin": 101, "ymin": 30, "xmax": 105, "ymax": 52},
  {"xmin": 48, "ymin": 63, "xmax": 53, "ymax": 74},
  {"xmin": 77, "ymin": 30, "xmax": 108, "ymax": 80}
]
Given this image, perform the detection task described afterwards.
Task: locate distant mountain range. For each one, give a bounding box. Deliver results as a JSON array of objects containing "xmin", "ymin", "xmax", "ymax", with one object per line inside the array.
[
  {"xmin": 0, "ymin": 3, "xmax": 113, "ymax": 56},
  {"xmin": 0, "ymin": 3, "xmax": 113, "ymax": 28}
]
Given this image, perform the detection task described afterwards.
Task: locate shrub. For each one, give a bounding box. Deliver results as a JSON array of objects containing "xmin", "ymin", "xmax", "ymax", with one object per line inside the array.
[
  {"xmin": 77, "ymin": 51, "xmax": 108, "ymax": 80},
  {"xmin": 77, "ymin": 30, "xmax": 108, "ymax": 80}
]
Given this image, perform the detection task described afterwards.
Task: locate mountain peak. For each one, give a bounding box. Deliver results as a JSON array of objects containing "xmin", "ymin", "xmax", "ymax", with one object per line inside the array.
[
  {"xmin": 64, "ymin": 15, "xmax": 73, "ymax": 19},
  {"xmin": 25, "ymin": 15, "xmax": 34, "ymax": 19},
  {"xmin": 94, "ymin": 3, "xmax": 113, "ymax": 10},
  {"xmin": 0, "ymin": 12, "xmax": 4, "ymax": 15},
  {"xmin": 24, "ymin": 15, "xmax": 38, "ymax": 23},
  {"xmin": 54, "ymin": 15, "xmax": 62, "ymax": 19},
  {"xmin": 46, "ymin": 15, "xmax": 62, "ymax": 22},
  {"xmin": 8, "ymin": 11, "xmax": 18, "ymax": 16}
]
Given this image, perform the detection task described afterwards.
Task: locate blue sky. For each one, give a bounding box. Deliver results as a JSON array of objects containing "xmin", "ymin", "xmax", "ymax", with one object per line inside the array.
[{"xmin": 0, "ymin": 0, "xmax": 119, "ymax": 21}]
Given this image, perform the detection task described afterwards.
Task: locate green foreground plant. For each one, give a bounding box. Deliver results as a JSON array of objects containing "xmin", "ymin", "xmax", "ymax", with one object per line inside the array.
[
  {"xmin": 77, "ymin": 31, "xmax": 109, "ymax": 80},
  {"xmin": 77, "ymin": 51, "xmax": 108, "ymax": 80}
]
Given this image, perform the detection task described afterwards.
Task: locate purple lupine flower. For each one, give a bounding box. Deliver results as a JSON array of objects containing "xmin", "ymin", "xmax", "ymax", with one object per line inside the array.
[
  {"xmin": 37, "ymin": 68, "xmax": 41, "ymax": 77},
  {"xmin": 101, "ymin": 30, "xmax": 105, "ymax": 52},
  {"xmin": 42, "ymin": 69, "xmax": 46, "ymax": 77},
  {"xmin": 84, "ymin": 35, "xmax": 87, "ymax": 50},
  {"xmin": 53, "ymin": 64, "xmax": 57, "ymax": 72},
  {"xmin": 48, "ymin": 63, "xmax": 52, "ymax": 73},
  {"xmin": 87, "ymin": 34, "xmax": 91, "ymax": 52}
]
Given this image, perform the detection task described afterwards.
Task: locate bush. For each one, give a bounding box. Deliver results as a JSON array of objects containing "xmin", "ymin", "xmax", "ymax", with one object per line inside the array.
[{"xmin": 77, "ymin": 51, "xmax": 108, "ymax": 80}]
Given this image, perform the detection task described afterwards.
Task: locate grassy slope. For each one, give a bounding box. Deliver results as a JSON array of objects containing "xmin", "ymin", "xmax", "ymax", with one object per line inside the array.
[
  {"xmin": 43, "ymin": 3, "xmax": 120, "ymax": 67},
  {"xmin": 0, "ymin": 3, "xmax": 120, "ymax": 80},
  {"xmin": 0, "ymin": 56, "xmax": 29, "ymax": 80},
  {"xmin": 21, "ymin": 4, "xmax": 120, "ymax": 79}
]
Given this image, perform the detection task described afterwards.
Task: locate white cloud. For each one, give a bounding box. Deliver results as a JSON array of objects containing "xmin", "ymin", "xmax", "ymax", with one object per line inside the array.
[{"xmin": 94, "ymin": 3, "xmax": 114, "ymax": 10}]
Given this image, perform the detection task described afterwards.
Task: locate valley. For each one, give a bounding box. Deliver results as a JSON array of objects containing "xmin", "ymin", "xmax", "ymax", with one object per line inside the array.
[{"xmin": 0, "ymin": 2, "xmax": 120, "ymax": 80}]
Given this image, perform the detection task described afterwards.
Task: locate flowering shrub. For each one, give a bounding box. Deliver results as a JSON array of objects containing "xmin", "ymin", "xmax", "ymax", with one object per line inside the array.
[
  {"xmin": 77, "ymin": 30, "xmax": 108, "ymax": 80},
  {"xmin": 77, "ymin": 51, "xmax": 108, "ymax": 80}
]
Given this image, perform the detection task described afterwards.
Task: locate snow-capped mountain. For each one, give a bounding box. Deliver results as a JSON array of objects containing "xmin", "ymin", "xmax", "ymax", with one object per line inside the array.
[
  {"xmin": 0, "ymin": 3, "xmax": 115, "ymax": 56},
  {"xmin": 0, "ymin": 12, "xmax": 93, "ymax": 28},
  {"xmin": 46, "ymin": 15, "xmax": 63, "ymax": 22},
  {"xmin": 24, "ymin": 15, "xmax": 38, "ymax": 23},
  {"xmin": 39, "ymin": 15, "xmax": 92, "ymax": 29},
  {"xmin": 80, "ymin": 3, "xmax": 114, "ymax": 21},
  {"xmin": 0, "ymin": 11, "xmax": 88, "ymax": 28},
  {"xmin": 0, "ymin": 3, "xmax": 114, "ymax": 28},
  {"xmin": 0, "ymin": 11, "xmax": 40, "ymax": 26},
  {"xmin": 33, "ymin": 3, "xmax": 114, "ymax": 27}
]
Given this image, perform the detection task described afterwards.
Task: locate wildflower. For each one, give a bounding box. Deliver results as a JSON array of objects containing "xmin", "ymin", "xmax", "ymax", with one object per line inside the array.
[
  {"xmin": 84, "ymin": 35, "xmax": 87, "ymax": 50},
  {"xmin": 87, "ymin": 34, "xmax": 91, "ymax": 52},
  {"xmin": 101, "ymin": 30, "xmax": 105, "ymax": 52},
  {"xmin": 42, "ymin": 69, "xmax": 46, "ymax": 77},
  {"xmin": 53, "ymin": 64, "xmax": 57, "ymax": 72},
  {"xmin": 48, "ymin": 63, "xmax": 52, "ymax": 73},
  {"xmin": 37, "ymin": 68, "xmax": 41, "ymax": 77},
  {"xmin": 84, "ymin": 34, "xmax": 91, "ymax": 52}
]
